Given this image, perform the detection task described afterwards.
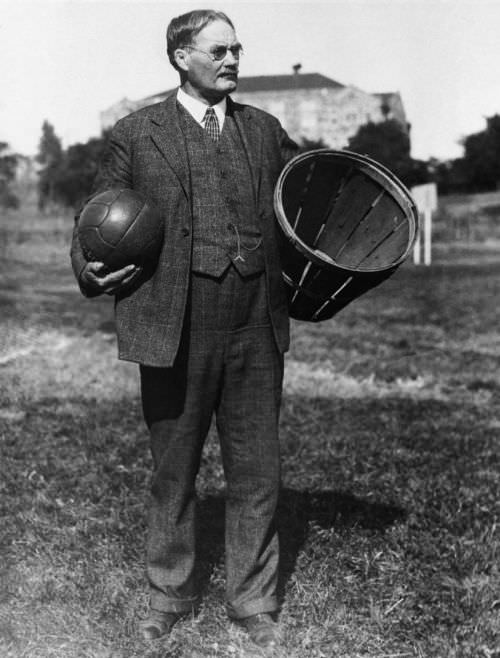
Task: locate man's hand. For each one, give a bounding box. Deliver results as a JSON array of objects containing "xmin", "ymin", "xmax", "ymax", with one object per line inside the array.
[{"xmin": 80, "ymin": 262, "xmax": 142, "ymax": 295}]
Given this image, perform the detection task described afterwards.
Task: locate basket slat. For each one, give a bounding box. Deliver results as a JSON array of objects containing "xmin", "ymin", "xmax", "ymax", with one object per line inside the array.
[{"xmin": 274, "ymin": 150, "xmax": 419, "ymax": 322}]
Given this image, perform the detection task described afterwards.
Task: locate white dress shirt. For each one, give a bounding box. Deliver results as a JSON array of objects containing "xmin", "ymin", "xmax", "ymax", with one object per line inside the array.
[{"xmin": 176, "ymin": 87, "xmax": 227, "ymax": 130}]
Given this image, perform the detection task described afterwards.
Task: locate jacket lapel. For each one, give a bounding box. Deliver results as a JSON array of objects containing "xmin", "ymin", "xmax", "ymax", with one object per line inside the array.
[
  {"xmin": 148, "ymin": 93, "xmax": 190, "ymax": 198},
  {"xmin": 148, "ymin": 94, "xmax": 263, "ymax": 204},
  {"xmin": 229, "ymin": 97, "xmax": 263, "ymax": 204}
]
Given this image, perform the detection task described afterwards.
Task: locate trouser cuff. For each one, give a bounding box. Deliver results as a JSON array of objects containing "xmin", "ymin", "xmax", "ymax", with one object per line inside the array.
[
  {"xmin": 226, "ymin": 596, "xmax": 278, "ymax": 620},
  {"xmin": 150, "ymin": 592, "xmax": 199, "ymax": 614}
]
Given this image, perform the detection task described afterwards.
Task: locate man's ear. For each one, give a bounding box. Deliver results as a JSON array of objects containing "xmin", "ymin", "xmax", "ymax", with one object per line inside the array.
[{"xmin": 174, "ymin": 48, "xmax": 189, "ymax": 72}]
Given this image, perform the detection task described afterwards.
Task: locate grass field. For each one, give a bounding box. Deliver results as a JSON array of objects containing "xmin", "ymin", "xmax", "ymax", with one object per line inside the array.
[{"xmin": 0, "ymin": 199, "xmax": 499, "ymax": 658}]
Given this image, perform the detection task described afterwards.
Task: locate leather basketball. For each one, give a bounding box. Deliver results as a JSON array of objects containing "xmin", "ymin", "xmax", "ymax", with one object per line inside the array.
[{"xmin": 77, "ymin": 188, "xmax": 164, "ymax": 271}]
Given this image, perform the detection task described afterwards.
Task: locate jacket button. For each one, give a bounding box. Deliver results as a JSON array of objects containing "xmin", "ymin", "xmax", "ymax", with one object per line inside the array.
[{"xmin": 182, "ymin": 227, "xmax": 190, "ymax": 236}]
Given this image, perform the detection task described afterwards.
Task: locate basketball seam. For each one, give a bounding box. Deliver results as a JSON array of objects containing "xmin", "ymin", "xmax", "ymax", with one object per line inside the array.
[
  {"xmin": 79, "ymin": 189, "xmax": 162, "ymax": 267},
  {"xmin": 80, "ymin": 229, "xmax": 119, "ymax": 263},
  {"xmin": 80, "ymin": 228, "xmax": 118, "ymax": 251},
  {"xmin": 114, "ymin": 203, "xmax": 160, "ymax": 258}
]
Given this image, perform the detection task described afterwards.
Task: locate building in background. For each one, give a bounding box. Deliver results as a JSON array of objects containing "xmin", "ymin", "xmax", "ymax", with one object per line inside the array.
[{"xmin": 100, "ymin": 68, "xmax": 407, "ymax": 148}]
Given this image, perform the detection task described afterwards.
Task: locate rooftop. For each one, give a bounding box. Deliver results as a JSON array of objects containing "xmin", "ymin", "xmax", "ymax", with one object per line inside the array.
[
  {"xmin": 235, "ymin": 72, "xmax": 345, "ymax": 93},
  {"xmin": 143, "ymin": 72, "xmax": 345, "ymax": 103}
]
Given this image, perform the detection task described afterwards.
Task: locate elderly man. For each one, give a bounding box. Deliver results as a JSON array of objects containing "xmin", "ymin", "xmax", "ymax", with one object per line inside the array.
[{"xmin": 70, "ymin": 9, "xmax": 298, "ymax": 650}]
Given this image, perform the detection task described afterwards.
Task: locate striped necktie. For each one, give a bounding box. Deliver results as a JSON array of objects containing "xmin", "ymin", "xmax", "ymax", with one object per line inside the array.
[{"xmin": 204, "ymin": 107, "xmax": 220, "ymax": 142}]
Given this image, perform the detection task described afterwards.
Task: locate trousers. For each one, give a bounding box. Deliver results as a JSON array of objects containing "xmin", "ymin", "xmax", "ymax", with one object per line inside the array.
[{"xmin": 139, "ymin": 266, "xmax": 284, "ymax": 619}]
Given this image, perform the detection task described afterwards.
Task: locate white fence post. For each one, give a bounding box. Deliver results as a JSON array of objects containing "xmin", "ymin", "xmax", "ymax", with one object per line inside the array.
[
  {"xmin": 411, "ymin": 183, "xmax": 438, "ymax": 266},
  {"xmin": 413, "ymin": 225, "xmax": 421, "ymax": 265}
]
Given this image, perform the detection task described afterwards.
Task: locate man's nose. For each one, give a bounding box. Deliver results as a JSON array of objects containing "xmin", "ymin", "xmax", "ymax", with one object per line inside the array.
[{"xmin": 224, "ymin": 49, "xmax": 239, "ymax": 65}]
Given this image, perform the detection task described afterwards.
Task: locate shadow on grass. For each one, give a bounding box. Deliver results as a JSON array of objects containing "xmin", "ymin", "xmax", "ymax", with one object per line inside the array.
[
  {"xmin": 195, "ymin": 488, "xmax": 405, "ymax": 604},
  {"xmin": 276, "ymin": 488, "xmax": 406, "ymax": 602}
]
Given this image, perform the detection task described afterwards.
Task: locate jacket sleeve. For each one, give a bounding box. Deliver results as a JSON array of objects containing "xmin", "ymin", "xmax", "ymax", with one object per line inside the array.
[{"xmin": 69, "ymin": 119, "xmax": 133, "ymax": 297}]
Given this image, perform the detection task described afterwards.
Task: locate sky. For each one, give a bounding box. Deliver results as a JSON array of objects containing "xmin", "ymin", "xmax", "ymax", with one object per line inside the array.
[{"xmin": 2, "ymin": 0, "xmax": 500, "ymax": 161}]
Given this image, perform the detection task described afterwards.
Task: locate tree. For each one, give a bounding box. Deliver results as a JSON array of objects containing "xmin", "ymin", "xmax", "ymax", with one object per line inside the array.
[
  {"xmin": 34, "ymin": 124, "xmax": 110, "ymax": 209},
  {"xmin": 52, "ymin": 133, "xmax": 109, "ymax": 207},
  {"xmin": 36, "ymin": 120, "xmax": 63, "ymax": 210},
  {"xmin": 347, "ymin": 119, "xmax": 415, "ymax": 184},
  {"xmin": 298, "ymin": 137, "xmax": 328, "ymax": 153},
  {"xmin": 427, "ymin": 157, "xmax": 468, "ymax": 195},
  {"xmin": 461, "ymin": 114, "xmax": 500, "ymax": 191},
  {"xmin": 0, "ymin": 142, "xmax": 19, "ymax": 209}
]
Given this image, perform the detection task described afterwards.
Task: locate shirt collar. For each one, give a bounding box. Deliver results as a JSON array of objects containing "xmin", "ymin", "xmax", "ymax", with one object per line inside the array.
[{"xmin": 176, "ymin": 87, "xmax": 227, "ymax": 128}]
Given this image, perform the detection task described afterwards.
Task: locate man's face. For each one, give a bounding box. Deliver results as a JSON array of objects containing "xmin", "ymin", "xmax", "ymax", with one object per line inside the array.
[{"xmin": 176, "ymin": 20, "xmax": 241, "ymax": 103}]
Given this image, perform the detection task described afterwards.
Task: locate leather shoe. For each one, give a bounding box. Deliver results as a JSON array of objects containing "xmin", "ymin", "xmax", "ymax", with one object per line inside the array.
[
  {"xmin": 239, "ymin": 613, "xmax": 280, "ymax": 650},
  {"xmin": 139, "ymin": 610, "xmax": 180, "ymax": 640}
]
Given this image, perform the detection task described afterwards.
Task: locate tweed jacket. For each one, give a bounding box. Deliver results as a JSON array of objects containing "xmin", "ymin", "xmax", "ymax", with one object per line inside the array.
[{"xmin": 70, "ymin": 92, "xmax": 298, "ymax": 367}]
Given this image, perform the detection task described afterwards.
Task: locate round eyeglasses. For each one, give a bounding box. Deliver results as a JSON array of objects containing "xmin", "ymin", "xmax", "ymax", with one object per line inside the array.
[{"xmin": 184, "ymin": 44, "xmax": 244, "ymax": 61}]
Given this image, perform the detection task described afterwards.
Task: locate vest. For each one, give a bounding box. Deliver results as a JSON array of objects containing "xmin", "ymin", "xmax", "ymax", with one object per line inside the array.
[{"xmin": 178, "ymin": 103, "xmax": 265, "ymax": 277}]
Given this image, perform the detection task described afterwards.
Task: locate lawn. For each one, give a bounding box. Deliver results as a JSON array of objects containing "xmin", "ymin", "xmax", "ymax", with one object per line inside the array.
[{"xmin": 0, "ymin": 200, "xmax": 499, "ymax": 657}]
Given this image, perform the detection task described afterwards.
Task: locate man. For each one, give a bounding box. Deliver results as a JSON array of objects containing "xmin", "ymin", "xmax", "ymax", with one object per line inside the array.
[{"xmin": 70, "ymin": 9, "xmax": 298, "ymax": 651}]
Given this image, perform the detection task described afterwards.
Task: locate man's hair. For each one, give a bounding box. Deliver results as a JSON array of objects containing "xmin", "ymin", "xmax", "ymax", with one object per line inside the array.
[{"xmin": 166, "ymin": 10, "xmax": 235, "ymax": 70}]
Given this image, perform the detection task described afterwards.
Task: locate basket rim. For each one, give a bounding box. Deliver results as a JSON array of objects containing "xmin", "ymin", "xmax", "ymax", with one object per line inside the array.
[{"xmin": 273, "ymin": 148, "xmax": 420, "ymax": 273}]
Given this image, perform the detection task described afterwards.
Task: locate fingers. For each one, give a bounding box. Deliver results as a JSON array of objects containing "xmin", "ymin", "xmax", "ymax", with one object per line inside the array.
[
  {"xmin": 82, "ymin": 262, "xmax": 139, "ymax": 294},
  {"xmin": 121, "ymin": 266, "xmax": 143, "ymax": 286},
  {"xmin": 105, "ymin": 266, "xmax": 143, "ymax": 295},
  {"xmin": 85, "ymin": 261, "xmax": 105, "ymax": 271},
  {"xmin": 81, "ymin": 262, "xmax": 106, "ymax": 290},
  {"xmin": 102, "ymin": 264, "xmax": 137, "ymax": 287}
]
